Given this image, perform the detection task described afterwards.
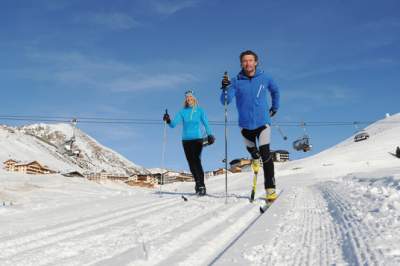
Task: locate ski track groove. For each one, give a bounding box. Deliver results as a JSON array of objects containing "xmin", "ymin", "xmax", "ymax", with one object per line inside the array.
[
  {"xmin": 88, "ymin": 201, "xmax": 233, "ymax": 266},
  {"xmin": 254, "ymin": 186, "xmax": 345, "ymax": 266},
  {"xmin": 0, "ymin": 198, "xmax": 178, "ymax": 263},
  {"xmin": 0, "ymin": 195, "xmax": 162, "ymax": 242},
  {"xmin": 2, "ymin": 194, "xmax": 253, "ymax": 266},
  {"xmin": 128, "ymin": 201, "xmax": 250, "ymax": 266},
  {"xmin": 62, "ymin": 200, "xmax": 227, "ymax": 266},
  {"xmin": 175, "ymin": 203, "xmax": 259, "ymax": 266},
  {"xmin": 319, "ymin": 181, "xmax": 386, "ymax": 265}
]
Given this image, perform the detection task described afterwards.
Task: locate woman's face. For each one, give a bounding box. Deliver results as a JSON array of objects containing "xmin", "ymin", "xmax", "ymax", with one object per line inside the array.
[{"xmin": 186, "ymin": 95, "xmax": 195, "ymax": 106}]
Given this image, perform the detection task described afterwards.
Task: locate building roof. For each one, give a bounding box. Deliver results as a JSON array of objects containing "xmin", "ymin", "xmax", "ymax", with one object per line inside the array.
[
  {"xmin": 14, "ymin": 160, "xmax": 49, "ymax": 169},
  {"xmin": 62, "ymin": 171, "xmax": 85, "ymax": 177},
  {"xmin": 15, "ymin": 160, "xmax": 40, "ymax": 166},
  {"xmin": 4, "ymin": 159, "xmax": 18, "ymax": 163},
  {"xmin": 229, "ymin": 158, "xmax": 249, "ymax": 165},
  {"xmin": 273, "ymin": 150, "xmax": 290, "ymax": 154}
]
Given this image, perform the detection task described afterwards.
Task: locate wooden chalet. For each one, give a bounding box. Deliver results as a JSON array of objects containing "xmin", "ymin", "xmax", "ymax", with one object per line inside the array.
[
  {"xmin": 229, "ymin": 158, "xmax": 252, "ymax": 173},
  {"xmin": 3, "ymin": 159, "xmax": 54, "ymax": 175},
  {"xmin": 126, "ymin": 174, "xmax": 158, "ymax": 188},
  {"xmin": 272, "ymin": 150, "xmax": 290, "ymax": 162}
]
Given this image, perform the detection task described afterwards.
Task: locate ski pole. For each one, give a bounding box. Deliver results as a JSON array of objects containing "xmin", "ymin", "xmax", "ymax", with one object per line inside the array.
[
  {"xmin": 272, "ymin": 118, "xmax": 288, "ymax": 141},
  {"xmin": 160, "ymin": 109, "xmax": 168, "ymax": 197},
  {"xmin": 222, "ymin": 72, "xmax": 229, "ymax": 204}
]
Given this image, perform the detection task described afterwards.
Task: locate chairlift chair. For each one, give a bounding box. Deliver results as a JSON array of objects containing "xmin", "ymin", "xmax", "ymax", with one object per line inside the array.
[
  {"xmin": 292, "ymin": 122, "xmax": 312, "ymax": 152},
  {"xmin": 293, "ymin": 135, "xmax": 312, "ymax": 152}
]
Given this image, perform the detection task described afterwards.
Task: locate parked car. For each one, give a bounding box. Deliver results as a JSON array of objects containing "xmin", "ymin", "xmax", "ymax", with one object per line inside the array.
[{"xmin": 354, "ymin": 131, "xmax": 370, "ymax": 142}]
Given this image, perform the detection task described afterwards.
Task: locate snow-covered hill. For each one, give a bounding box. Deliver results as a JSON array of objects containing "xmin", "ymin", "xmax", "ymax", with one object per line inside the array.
[
  {"xmin": 0, "ymin": 114, "xmax": 399, "ymax": 265},
  {"xmin": 0, "ymin": 123, "xmax": 148, "ymax": 175},
  {"xmin": 0, "ymin": 124, "xmax": 76, "ymax": 172},
  {"xmin": 278, "ymin": 113, "xmax": 400, "ymax": 178}
]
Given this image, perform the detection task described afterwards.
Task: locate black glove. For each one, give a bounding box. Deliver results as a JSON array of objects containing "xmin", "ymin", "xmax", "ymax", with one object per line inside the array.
[
  {"xmin": 207, "ymin": 135, "xmax": 215, "ymax": 145},
  {"xmin": 221, "ymin": 72, "xmax": 231, "ymax": 89},
  {"xmin": 163, "ymin": 113, "xmax": 171, "ymax": 124},
  {"xmin": 269, "ymin": 108, "xmax": 277, "ymax": 117}
]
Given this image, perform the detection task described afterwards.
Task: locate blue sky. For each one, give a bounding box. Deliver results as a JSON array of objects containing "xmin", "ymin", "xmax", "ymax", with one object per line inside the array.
[{"xmin": 1, "ymin": 0, "xmax": 399, "ymax": 172}]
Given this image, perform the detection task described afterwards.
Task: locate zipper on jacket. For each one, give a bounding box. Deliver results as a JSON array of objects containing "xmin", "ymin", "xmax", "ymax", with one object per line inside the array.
[
  {"xmin": 257, "ymin": 84, "xmax": 264, "ymax": 98},
  {"xmin": 190, "ymin": 107, "xmax": 195, "ymax": 120}
]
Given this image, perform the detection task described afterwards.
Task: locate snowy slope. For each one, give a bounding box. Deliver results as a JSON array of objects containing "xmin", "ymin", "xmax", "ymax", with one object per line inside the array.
[
  {"xmin": 0, "ymin": 114, "xmax": 399, "ymax": 265},
  {"xmin": 1, "ymin": 123, "xmax": 148, "ymax": 175},
  {"xmin": 216, "ymin": 113, "xmax": 400, "ymax": 265},
  {"xmin": 277, "ymin": 113, "xmax": 400, "ymax": 178},
  {"xmin": 0, "ymin": 125, "xmax": 77, "ymax": 172}
]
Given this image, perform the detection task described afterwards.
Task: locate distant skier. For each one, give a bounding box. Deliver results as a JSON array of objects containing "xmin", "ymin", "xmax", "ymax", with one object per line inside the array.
[
  {"xmin": 396, "ymin": 146, "xmax": 400, "ymax": 158},
  {"xmin": 220, "ymin": 50, "xmax": 280, "ymax": 201},
  {"xmin": 163, "ymin": 90, "xmax": 215, "ymax": 196}
]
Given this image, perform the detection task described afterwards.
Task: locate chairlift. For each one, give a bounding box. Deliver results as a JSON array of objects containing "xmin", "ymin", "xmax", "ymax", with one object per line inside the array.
[
  {"xmin": 64, "ymin": 139, "xmax": 74, "ymax": 151},
  {"xmin": 292, "ymin": 122, "xmax": 312, "ymax": 152},
  {"xmin": 352, "ymin": 121, "xmax": 370, "ymax": 142},
  {"xmin": 293, "ymin": 135, "xmax": 312, "ymax": 152},
  {"xmin": 71, "ymin": 118, "xmax": 77, "ymax": 138},
  {"xmin": 61, "ymin": 138, "xmax": 79, "ymax": 156},
  {"xmin": 57, "ymin": 118, "xmax": 81, "ymax": 157}
]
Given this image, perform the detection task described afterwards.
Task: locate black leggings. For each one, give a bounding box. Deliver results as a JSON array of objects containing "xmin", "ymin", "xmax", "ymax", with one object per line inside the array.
[
  {"xmin": 241, "ymin": 125, "xmax": 275, "ymax": 189},
  {"xmin": 183, "ymin": 139, "xmax": 205, "ymax": 188}
]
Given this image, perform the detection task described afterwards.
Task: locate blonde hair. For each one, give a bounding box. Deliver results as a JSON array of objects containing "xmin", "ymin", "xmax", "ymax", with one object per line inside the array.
[{"xmin": 183, "ymin": 96, "xmax": 198, "ymax": 108}]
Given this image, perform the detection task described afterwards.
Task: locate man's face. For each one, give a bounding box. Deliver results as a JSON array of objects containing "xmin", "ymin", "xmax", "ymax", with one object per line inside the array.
[{"xmin": 241, "ymin": 55, "xmax": 258, "ymax": 74}]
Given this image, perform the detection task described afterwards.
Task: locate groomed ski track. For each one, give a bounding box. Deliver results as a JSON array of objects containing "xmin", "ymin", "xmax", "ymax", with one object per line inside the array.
[{"xmin": 2, "ymin": 168, "xmax": 399, "ymax": 266}]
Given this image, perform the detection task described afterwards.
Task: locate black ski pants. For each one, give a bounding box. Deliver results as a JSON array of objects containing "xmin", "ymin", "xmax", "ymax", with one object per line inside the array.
[
  {"xmin": 183, "ymin": 139, "xmax": 205, "ymax": 188},
  {"xmin": 241, "ymin": 125, "xmax": 276, "ymax": 189}
]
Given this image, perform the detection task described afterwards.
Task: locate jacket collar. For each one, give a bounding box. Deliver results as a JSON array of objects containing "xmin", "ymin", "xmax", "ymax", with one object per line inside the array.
[{"xmin": 237, "ymin": 68, "xmax": 263, "ymax": 80}]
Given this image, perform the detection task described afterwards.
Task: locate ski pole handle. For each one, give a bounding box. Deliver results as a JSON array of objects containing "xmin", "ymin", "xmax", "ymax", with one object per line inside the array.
[
  {"xmin": 221, "ymin": 71, "xmax": 230, "ymax": 90},
  {"xmin": 163, "ymin": 109, "xmax": 171, "ymax": 124}
]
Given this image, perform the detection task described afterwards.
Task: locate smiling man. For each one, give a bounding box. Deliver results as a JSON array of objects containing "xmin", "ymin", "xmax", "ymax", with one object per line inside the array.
[{"xmin": 220, "ymin": 50, "xmax": 280, "ymax": 201}]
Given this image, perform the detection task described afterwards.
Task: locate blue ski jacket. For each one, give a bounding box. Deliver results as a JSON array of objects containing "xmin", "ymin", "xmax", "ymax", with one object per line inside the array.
[
  {"xmin": 169, "ymin": 106, "xmax": 212, "ymax": 141},
  {"xmin": 220, "ymin": 69, "xmax": 280, "ymax": 130}
]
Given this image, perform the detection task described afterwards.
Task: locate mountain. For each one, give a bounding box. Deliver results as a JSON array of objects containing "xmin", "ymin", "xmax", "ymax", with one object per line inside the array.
[{"xmin": 0, "ymin": 123, "xmax": 148, "ymax": 175}]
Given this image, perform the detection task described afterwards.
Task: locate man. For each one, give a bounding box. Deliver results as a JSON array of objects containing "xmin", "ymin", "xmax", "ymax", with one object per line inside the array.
[{"xmin": 220, "ymin": 50, "xmax": 280, "ymax": 201}]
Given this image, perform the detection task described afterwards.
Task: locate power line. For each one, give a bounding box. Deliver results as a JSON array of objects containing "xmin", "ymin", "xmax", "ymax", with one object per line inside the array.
[{"xmin": 0, "ymin": 114, "xmax": 398, "ymax": 127}]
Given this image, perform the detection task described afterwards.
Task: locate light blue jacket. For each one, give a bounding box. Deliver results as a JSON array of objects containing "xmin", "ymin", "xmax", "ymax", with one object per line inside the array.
[
  {"xmin": 220, "ymin": 69, "xmax": 280, "ymax": 130},
  {"xmin": 169, "ymin": 106, "xmax": 212, "ymax": 140}
]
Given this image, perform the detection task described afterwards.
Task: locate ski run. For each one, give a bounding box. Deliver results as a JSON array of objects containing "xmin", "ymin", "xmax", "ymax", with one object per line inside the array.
[{"xmin": 1, "ymin": 114, "xmax": 400, "ymax": 265}]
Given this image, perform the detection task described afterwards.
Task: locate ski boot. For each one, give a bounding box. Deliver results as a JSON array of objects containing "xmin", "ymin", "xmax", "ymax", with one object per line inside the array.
[
  {"xmin": 195, "ymin": 184, "xmax": 200, "ymax": 195},
  {"xmin": 198, "ymin": 187, "xmax": 206, "ymax": 196},
  {"xmin": 266, "ymin": 188, "xmax": 278, "ymax": 202}
]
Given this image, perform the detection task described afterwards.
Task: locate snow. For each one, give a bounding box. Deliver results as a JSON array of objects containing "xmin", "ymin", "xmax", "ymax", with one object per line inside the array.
[
  {"xmin": 1, "ymin": 123, "xmax": 148, "ymax": 175},
  {"xmin": 1, "ymin": 114, "xmax": 400, "ymax": 265},
  {"xmin": 0, "ymin": 125, "xmax": 77, "ymax": 172},
  {"xmin": 147, "ymin": 168, "xmax": 169, "ymax": 174}
]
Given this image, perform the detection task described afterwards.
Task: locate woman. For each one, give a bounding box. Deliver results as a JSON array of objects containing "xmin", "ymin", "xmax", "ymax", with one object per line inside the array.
[{"xmin": 163, "ymin": 90, "xmax": 215, "ymax": 196}]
